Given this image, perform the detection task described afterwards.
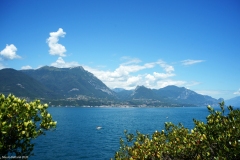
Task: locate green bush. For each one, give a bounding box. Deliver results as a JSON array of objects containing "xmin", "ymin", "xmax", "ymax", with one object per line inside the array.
[
  {"xmin": 0, "ymin": 94, "xmax": 57, "ymax": 157},
  {"xmin": 114, "ymin": 102, "xmax": 240, "ymax": 160}
]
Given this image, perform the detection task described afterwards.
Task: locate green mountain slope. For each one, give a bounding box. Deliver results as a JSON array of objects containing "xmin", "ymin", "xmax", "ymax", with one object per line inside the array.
[
  {"xmin": 0, "ymin": 68, "xmax": 56, "ymax": 99},
  {"xmin": 155, "ymin": 85, "xmax": 219, "ymax": 106},
  {"xmin": 131, "ymin": 86, "xmax": 158, "ymax": 99},
  {"xmin": 21, "ymin": 66, "xmax": 116, "ymax": 99},
  {"xmin": 115, "ymin": 85, "xmax": 220, "ymax": 106}
]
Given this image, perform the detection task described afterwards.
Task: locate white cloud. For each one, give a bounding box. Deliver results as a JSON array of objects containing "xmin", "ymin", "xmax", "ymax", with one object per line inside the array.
[
  {"xmin": 153, "ymin": 72, "xmax": 175, "ymax": 79},
  {"xmin": 51, "ymin": 57, "xmax": 80, "ymax": 68},
  {"xmin": 233, "ymin": 88, "xmax": 240, "ymax": 95},
  {"xmin": 84, "ymin": 62, "xmax": 156, "ymax": 83},
  {"xmin": 181, "ymin": 59, "xmax": 205, "ymax": 65},
  {"xmin": 145, "ymin": 74, "xmax": 155, "ymax": 81},
  {"xmin": 126, "ymin": 76, "xmax": 141, "ymax": 87},
  {"xmin": 21, "ymin": 65, "xmax": 33, "ymax": 70},
  {"xmin": 185, "ymin": 81, "xmax": 201, "ymax": 87},
  {"xmin": 156, "ymin": 60, "xmax": 174, "ymax": 73},
  {"xmin": 0, "ymin": 44, "xmax": 21, "ymax": 60},
  {"xmin": 120, "ymin": 56, "xmax": 142, "ymax": 65},
  {"xmin": 47, "ymin": 28, "xmax": 67, "ymax": 57},
  {"xmin": 82, "ymin": 59, "xmax": 191, "ymax": 90}
]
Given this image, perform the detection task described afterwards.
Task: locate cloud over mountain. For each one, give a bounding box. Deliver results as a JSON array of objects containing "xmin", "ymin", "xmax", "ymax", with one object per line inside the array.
[
  {"xmin": 47, "ymin": 28, "xmax": 67, "ymax": 57},
  {"xmin": 51, "ymin": 57, "xmax": 80, "ymax": 68},
  {"xmin": 0, "ymin": 44, "xmax": 21, "ymax": 60},
  {"xmin": 21, "ymin": 65, "xmax": 33, "ymax": 70},
  {"xmin": 83, "ymin": 58, "xmax": 189, "ymax": 90}
]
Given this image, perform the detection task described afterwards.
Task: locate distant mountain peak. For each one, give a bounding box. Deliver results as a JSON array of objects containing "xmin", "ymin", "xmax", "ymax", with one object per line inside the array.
[
  {"xmin": 70, "ymin": 66, "xmax": 84, "ymax": 69},
  {"xmin": 112, "ymin": 88, "xmax": 125, "ymax": 93},
  {"xmin": 36, "ymin": 66, "xmax": 85, "ymax": 71},
  {"xmin": 135, "ymin": 85, "xmax": 147, "ymax": 90},
  {"xmin": 163, "ymin": 85, "xmax": 186, "ymax": 90},
  {"xmin": 133, "ymin": 85, "xmax": 151, "ymax": 93},
  {"xmin": 131, "ymin": 85, "xmax": 154, "ymax": 98},
  {"xmin": 37, "ymin": 66, "xmax": 61, "ymax": 71}
]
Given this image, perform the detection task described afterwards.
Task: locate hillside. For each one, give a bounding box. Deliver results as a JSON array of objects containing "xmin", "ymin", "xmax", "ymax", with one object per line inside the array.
[
  {"xmin": 21, "ymin": 66, "xmax": 117, "ymax": 99},
  {"xmin": 0, "ymin": 68, "xmax": 56, "ymax": 99},
  {"xmin": 225, "ymin": 96, "xmax": 240, "ymax": 107},
  {"xmin": 155, "ymin": 85, "xmax": 219, "ymax": 106},
  {"xmin": 115, "ymin": 85, "xmax": 220, "ymax": 106}
]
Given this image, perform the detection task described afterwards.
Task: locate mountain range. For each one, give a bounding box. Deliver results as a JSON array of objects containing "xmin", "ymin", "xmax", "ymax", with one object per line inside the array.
[
  {"xmin": 0, "ymin": 66, "xmax": 237, "ymax": 107},
  {"xmin": 115, "ymin": 85, "xmax": 223, "ymax": 107}
]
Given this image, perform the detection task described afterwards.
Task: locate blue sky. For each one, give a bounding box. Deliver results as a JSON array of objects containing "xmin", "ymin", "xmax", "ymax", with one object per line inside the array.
[{"xmin": 1, "ymin": 0, "xmax": 240, "ymax": 100}]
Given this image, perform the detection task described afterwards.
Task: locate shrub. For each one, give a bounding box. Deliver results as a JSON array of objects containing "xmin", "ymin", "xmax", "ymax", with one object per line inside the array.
[
  {"xmin": 0, "ymin": 94, "xmax": 57, "ymax": 157},
  {"xmin": 113, "ymin": 102, "xmax": 240, "ymax": 160}
]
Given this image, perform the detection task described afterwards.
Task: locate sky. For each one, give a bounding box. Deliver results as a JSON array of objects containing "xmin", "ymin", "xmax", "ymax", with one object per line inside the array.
[{"xmin": 0, "ymin": 0, "xmax": 240, "ymax": 100}]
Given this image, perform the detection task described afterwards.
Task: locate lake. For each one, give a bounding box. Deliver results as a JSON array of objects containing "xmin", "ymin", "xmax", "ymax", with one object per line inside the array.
[{"xmin": 29, "ymin": 106, "xmax": 216, "ymax": 160}]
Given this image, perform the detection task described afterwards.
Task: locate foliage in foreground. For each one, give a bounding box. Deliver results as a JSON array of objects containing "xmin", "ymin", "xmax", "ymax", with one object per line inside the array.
[
  {"xmin": 114, "ymin": 102, "xmax": 240, "ymax": 160},
  {"xmin": 0, "ymin": 94, "xmax": 57, "ymax": 157}
]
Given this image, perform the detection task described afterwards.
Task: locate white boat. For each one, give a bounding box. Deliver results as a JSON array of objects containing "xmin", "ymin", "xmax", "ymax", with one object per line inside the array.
[{"xmin": 96, "ymin": 126, "xmax": 102, "ymax": 130}]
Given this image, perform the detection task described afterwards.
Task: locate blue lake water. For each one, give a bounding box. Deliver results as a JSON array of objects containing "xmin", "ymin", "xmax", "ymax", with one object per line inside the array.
[{"xmin": 29, "ymin": 106, "xmax": 217, "ymax": 160}]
